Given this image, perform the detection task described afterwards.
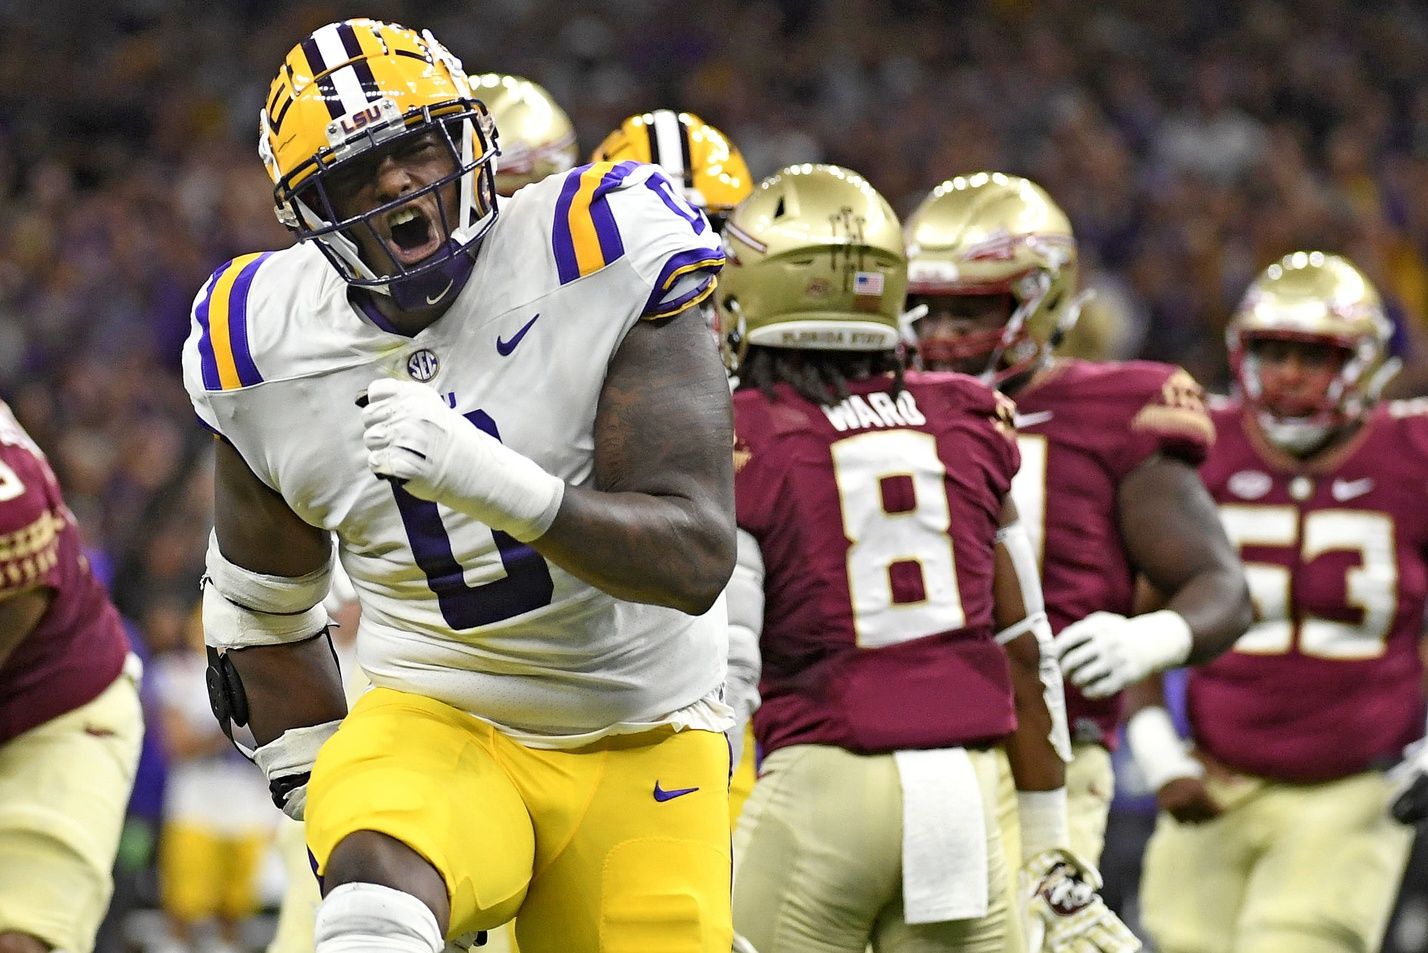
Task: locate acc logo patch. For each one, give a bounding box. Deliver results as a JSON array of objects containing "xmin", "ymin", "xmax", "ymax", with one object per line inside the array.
[
  {"xmin": 406, "ymin": 349, "xmax": 440, "ymax": 382},
  {"xmin": 1228, "ymin": 470, "xmax": 1271, "ymax": 500}
]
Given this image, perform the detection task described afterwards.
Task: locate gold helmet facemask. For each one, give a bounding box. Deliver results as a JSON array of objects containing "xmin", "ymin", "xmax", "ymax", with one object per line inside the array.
[
  {"xmin": 592, "ymin": 110, "xmax": 752, "ymax": 232},
  {"xmin": 260, "ymin": 19, "xmax": 498, "ymax": 309},
  {"xmin": 715, "ymin": 163, "xmax": 907, "ymax": 374},
  {"xmin": 904, "ymin": 172, "xmax": 1079, "ymax": 386},
  {"xmin": 1229, "ymin": 251, "xmax": 1397, "ymax": 453},
  {"xmin": 471, "ymin": 73, "xmax": 577, "ymax": 196}
]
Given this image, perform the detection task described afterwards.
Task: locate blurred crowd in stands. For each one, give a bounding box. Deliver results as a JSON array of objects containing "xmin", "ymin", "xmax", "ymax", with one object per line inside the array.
[{"xmin": 5, "ymin": 0, "xmax": 1428, "ymax": 947}]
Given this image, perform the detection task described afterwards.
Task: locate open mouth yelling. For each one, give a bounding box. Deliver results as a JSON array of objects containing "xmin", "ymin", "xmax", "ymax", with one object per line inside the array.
[{"xmin": 382, "ymin": 202, "xmax": 444, "ymax": 268}]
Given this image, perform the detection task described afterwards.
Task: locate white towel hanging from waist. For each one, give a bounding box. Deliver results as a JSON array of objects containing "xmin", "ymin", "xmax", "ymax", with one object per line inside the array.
[{"xmin": 893, "ymin": 746, "xmax": 989, "ymax": 924}]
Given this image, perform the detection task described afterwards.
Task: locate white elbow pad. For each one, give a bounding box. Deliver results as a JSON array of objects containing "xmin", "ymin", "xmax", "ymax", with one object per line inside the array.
[{"xmin": 202, "ymin": 531, "xmax": 332, "ymax": 649}]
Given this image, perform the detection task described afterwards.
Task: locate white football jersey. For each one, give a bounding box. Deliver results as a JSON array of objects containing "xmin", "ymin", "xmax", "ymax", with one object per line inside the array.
[{"xmin": 182, "ymin": 161, "xmax": 731, "ymax": 745}]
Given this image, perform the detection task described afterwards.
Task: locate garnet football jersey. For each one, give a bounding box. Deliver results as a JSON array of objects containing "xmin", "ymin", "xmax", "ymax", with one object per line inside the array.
[
  {"xmin": 1191, "ymin": 398, "xmax": 1428, "ymax": 782},
  {"xmin": 0, "ymin": 401, "xmax": 129, "ymax": 742},
  {"xmin": 736, "ymin": 370, "xmax": 1019, "ymax": 756},
  {"xmin": 1008, "ymin": 359, "xmax": 1214, "ymax": 745}
]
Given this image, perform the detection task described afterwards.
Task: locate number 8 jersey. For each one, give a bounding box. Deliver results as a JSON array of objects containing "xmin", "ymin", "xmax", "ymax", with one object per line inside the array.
[
  {"xmin": 734, "ymin": 371, "xmax": 1020, "ymax": 757},
  {"xmin": 1194, "ymin": 397, "xmax": 1428, "ymax": 781},
  {"xmin": 181, "ymin": 162, "xmax": 730, "ymax": 746}
]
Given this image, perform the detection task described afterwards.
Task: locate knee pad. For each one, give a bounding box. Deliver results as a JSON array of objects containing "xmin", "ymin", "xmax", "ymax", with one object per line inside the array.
[{"xmin": 314, "ymin": 883, "xmax": 444, "ymax": 953}]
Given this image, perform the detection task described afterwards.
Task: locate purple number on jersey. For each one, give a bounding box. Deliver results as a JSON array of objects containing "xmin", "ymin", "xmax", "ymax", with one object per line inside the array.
[{"xmin": 390, "ymin": 409, "xmax": 554, "ymax": 628}]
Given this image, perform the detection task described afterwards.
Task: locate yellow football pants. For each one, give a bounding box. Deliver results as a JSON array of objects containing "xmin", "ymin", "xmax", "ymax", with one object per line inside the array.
[{"xmin": 306, "ymin": 687, "xmax": 732, "ymax": 953}]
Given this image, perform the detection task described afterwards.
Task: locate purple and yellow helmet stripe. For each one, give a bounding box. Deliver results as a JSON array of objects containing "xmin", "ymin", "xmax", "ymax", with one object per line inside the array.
[{"xmin": 263, "ymin": 19, "xmax": 449, "ymax": 194}]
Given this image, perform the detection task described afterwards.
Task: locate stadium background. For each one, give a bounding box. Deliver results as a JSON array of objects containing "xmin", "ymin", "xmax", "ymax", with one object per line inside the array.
[{"xmin": 3, "ymin": 0, "xmax": 1427, "ymax": 949}]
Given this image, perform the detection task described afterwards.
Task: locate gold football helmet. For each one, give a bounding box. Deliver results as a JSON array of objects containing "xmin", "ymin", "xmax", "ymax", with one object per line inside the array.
[
  {"xmin": 715, "ymin": 164, "xmax": 906, "ymax": 371},
  {"xmin": 470, "ymin": 73, "xmax": 577, "ymax": 196},
  {"xmin": 591, "ymin": 111, "xmax": 752, "ymax": 230},
  {"xmin": 1229, "ymin": 251, "xmax": 1396, "ymax": 452},
  {"xmin": 904, "ymin": 172, "xmax": 1078, "ymax": 384},
  {"xmin": 260, "ymin": 19, "xmax": 497, "ymax": 307}
]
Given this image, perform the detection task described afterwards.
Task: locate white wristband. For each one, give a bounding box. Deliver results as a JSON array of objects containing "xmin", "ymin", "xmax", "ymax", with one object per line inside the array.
[
  {"xmin": 253, "ymin": 719, "xmax": 342, "ymax": 821},
  {"xmin": 1017, "ymin": 787, "xmax": 1070, "ymax": 861},
  {"xmin": 445, "ymin": 432, "xmax": 566, "ymax": 542},
  {"xmin": 361, "ymin": 379, "xmax": 566, "ymax": 542},
  {"xmin": 1126, "ymin": 705, "xmax": 1203, "ymax": 793},
  {"xmin": 1139, "ymin": 609, "xmax": 1195, "ymax": 671}
]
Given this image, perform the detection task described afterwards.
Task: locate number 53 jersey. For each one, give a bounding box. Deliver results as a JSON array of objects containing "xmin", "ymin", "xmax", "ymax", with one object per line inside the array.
[
  {"xmin": 181, "ymin": 162, "xmax": 730, "ymax": 745},
  {"xmin": 733, "ymin": 371, "xmax": 1020, "ymax": 757},
  {"xmin": 1194, "ymin": 398, "xmax": 1428, "ymax": 782}
]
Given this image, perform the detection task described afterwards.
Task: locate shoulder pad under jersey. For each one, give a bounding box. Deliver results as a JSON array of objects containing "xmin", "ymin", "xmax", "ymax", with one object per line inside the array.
[{"xmin": 540, "ymin": 161, "xmax": 725, "ymax": 318}]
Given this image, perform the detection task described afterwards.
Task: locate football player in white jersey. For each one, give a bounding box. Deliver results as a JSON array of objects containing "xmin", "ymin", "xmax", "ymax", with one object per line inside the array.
[
  {"xmin": 591, "ymin": 110, "xmax": 763, "ymax": 824},
  {"xmin": 181, "ymin": 18, "xmax": 736, "ymax": 953}
]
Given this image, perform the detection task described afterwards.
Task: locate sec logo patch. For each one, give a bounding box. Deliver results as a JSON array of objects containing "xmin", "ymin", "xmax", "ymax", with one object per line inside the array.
[{"xmin": 407, "ymin": 349, "xmax": 440, "ymax": 382}]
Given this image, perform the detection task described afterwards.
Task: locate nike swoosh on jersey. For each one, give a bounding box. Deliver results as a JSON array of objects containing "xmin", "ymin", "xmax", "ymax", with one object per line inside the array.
[
  {"xmin": 1330, "ymin": 477, "xmax": 1374, "ymax": 501},
  {"xmin": 653, "ymin": 781, "xmax": 699, "ymax": 802},
  {"xmin": 496, "ymin": 313, "xmax": 541, "ymax": 356},
  {"xmin": 1013, "ymin": 410, "xmax": 1055, "ymax": 428}
]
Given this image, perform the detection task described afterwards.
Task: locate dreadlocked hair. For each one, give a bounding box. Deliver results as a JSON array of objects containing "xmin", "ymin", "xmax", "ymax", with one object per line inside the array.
[{"xmin": 737, "ymin": 346, "xmax": 905, "ymax": 406}]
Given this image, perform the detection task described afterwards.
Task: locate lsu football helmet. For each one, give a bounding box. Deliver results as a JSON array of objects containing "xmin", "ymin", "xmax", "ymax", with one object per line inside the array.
[
  {"xmin": 591, "ymin": 111, "xmax": 752, "ymax": 231},
  {"xmin": 259, "ymin": 19, "xmax": 498, "ymax": 309},
  {"xmin": 1229, "ymin": 251, "xmax": 1396, "ymax": 453},
  {"xmin": 716, "ymin": 164, "xmax": 907, "ymax": 371},
  {"xmin": 470, "ymin": 73, "xmax": 577, "ymax": 196},
  {"xmin": 904, "ymin": 172, "xmax": 1079, "ymax": 384}
]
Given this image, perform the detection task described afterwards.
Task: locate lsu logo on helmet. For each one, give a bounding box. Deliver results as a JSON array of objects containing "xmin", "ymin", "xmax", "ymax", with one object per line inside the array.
[{"xmin": 258, "ymin": 19, "xmax": 499, "ymax": 308}]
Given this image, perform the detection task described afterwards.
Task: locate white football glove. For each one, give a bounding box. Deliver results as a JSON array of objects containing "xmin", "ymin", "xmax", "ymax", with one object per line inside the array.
[
  {"xmin": 252, "ymin": 719, "xmax": 342, "ymax": 821},
  {"xmin": 1389, "ymin": 737, "xmax": 1428, "ymax": 825},
  {"xmin": 360, "ymin": 378, "xmax": 564, "ymax": 542},
  {"xmin": 1053, "ymin": 610, "xmax": 1192, "ymax": 700},
  {"xmin": 1020, "ymin": 849, "xmax": 1142, "ymax": 952}
]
